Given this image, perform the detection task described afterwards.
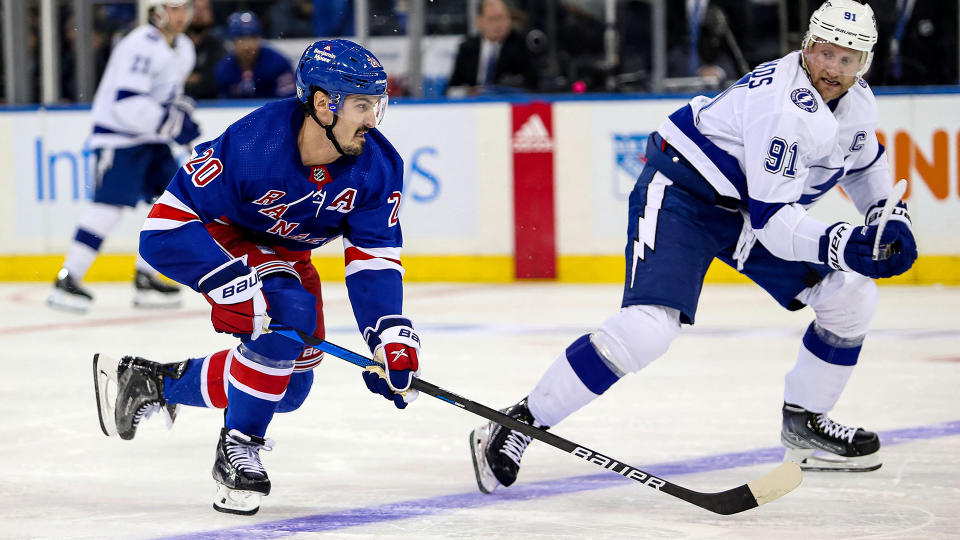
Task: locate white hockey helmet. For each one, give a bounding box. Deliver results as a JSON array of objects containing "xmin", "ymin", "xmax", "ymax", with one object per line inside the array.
[
  {"xmin": 144, "ymin": 0, "xmax": 192, "ymax": 29},
  {"xmin": 145, "ymin": 0, "xmax": 191, "ymax": 9},
  {"xmin": 802, "ymin": 0, "xmax": 877, "ymax": 77}
]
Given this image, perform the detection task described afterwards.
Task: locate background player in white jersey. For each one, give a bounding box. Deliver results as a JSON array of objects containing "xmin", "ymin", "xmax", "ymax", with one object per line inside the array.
[
  {"xmin": 48, "ymin": 0, "xmax": 200, "ymax": 313},
  {"xmin": 470, "ymin": 0, "xmax": 918, "ymax": 492}
]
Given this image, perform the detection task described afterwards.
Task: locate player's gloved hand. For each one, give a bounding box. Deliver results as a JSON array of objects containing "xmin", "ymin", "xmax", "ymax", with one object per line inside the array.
[
  {"xmin": 362, "ymin": 316, "xmax": 421, "ymax": 409},
  {"xmin": 159, "ymin": 95, "xmax": 201, "ymax": 146},
  {"xmin": 819, "ymin": 220, "xmax": 917, "ymax": 279},
  {"xmin": 865, "ymin": 198, "xmax": 917, "ymax": 261},
  {"xmin": 197, "ymin": 256, "xmax": 268, "ymax": 341}
]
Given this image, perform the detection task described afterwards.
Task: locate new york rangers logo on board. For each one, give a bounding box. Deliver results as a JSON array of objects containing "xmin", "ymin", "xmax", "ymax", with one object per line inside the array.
[{"xmin": 614, "ymin": 133, "xmax": 648, "ymax": 200}]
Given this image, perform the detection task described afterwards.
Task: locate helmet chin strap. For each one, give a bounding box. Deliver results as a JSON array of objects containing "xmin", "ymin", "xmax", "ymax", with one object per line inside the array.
[{"xmin": 309, "ymin": 109, "xmax": 347, "ymax": 157}]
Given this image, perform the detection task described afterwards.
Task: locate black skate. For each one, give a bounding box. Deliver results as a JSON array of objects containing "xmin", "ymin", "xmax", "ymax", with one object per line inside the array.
[
  {"xmin": 212, "ymin": 427, "xmax": 274, "ymax": 515},
  {"xmin": 469, "ymin": 397, "xmax": 546, "ymax": 493},
  {"xmin": 92, "ymin": 354, "xmax": 186, "ymax": 439},
  {"xmin": 133, "ymin": 269, "xmax": 182, "ymax": 308},
  {"xmin": 781, "ymin": 402, "xmax": 881, "ymax": 472},
  {"xmin": 47, "ymin": 268, "xmax": 93, "ymax": 313}
]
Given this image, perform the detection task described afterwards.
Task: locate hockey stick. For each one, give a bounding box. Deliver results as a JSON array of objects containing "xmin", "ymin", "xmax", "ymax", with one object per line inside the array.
[
  {"xmin": 273, "ymin": 326, "xmax": 802, "ymax": 515},
  {"xmin": 872, "ymin": 179, "xmax": 908, "ymax": 261}
]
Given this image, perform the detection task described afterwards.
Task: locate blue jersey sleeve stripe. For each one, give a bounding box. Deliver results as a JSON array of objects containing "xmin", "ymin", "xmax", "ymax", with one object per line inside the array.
[
  {"xmin": 846, "ymin": 143, "xmax": 885, "ymax": 176},
  {"xmin": 668, "ymin": 105, "xmax": 749, "ymax": 201},
  {"xmin": 116, "ymin": 89, "xmax": 143, "ymax": 101},
  {"xmin": 748, "ymin": 199, "xmax": 786, "ymax": 229},
  {"xmin": 93, "ymin": 124, "xmax": 139, "ymax": 137},
  {"xmin": 797, "ymin": 167, "xmax": 844, "ymax": 205}
]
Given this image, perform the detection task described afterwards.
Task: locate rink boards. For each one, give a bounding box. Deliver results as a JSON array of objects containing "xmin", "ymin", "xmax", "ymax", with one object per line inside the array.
[{"xmin": 0, "ymin": 91, "xmax": 958, "ymax": 284}]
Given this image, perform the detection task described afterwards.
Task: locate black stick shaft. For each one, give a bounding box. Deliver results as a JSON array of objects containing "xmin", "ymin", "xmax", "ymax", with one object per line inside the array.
[{"xmin": 292, "ymin": 334, "xmax": 765, "ymax": 515}]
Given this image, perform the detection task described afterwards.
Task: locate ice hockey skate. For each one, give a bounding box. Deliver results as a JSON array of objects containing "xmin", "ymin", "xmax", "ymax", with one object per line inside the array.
[
  {"xmin": 133, "ymin": 269, "xmax": 182, "ymax": 308},
  {"xmin": 781, "ymin": 402, "xmax": 881, "ymax": 472},
  {"xmin": 212, "ymin": 427, "xmax": 274, "ymax": 515},
  {"xmin": 469, "ymin": 397, "xmax": 546, "ymax": 493},
  {"xmin": 47, "ymin": 268, "xmax": 93, "ymax": 313},
  {"xmin": 92, "ymin": 354, "xmax": 185, "ymax": 439}
]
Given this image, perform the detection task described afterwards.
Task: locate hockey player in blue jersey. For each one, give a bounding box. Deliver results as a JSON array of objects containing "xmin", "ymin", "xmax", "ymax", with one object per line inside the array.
[
  {"xmin": 48, "ymin": 0, "xmax": 200, "ymax": 313},
  {"xmin": 470, "ymin": 0, "xmax": 919, "ymax": 492},
  {"xmin": 215, "ymin": 11, "xmax": 296, "ymax": 99},
  {"xmin": 92, "ymin": 39, "xmax": 421, "ymax": 515}
]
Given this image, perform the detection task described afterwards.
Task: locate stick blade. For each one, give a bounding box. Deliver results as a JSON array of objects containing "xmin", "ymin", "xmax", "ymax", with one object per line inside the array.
[{"xmin": 747, "ymin": 461, "xmax": 802, "ymax": 507}]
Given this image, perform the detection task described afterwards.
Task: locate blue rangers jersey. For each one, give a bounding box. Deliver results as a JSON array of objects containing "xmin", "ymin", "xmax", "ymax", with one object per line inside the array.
[
  {"xmin": 140, "ymin": 98, "xmax": 406, "ymax": 333},
  {"xmin": 658, "ymin": 50, "xmax": 891, "ymax": 265},
  {"xmin": 88, "ymin": 24, "xmax": 195, "ymax": 149}
]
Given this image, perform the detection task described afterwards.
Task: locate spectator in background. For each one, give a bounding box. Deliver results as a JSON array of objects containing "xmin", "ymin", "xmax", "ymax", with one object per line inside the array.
[
  {"xmin": 446, "ymin": 0, "xmax": 538, "ymax": 96},
  {"xmin": 266, "ymin": 0, "xmax": 317, "ymax": 39},
  {"xmin": 667, "ymin": 0, "xmax": 747, "ymax": 88},
  {"xmin": 868, "ymin": 0, "xmax": 958, "ymax": 86},
  {"xmin": 185, "ymin": 0, "xmax": 226, "ymax": 100},
  {"xmin": 216, "ymin": 11, "xmax": 296, "ymax": 99}
]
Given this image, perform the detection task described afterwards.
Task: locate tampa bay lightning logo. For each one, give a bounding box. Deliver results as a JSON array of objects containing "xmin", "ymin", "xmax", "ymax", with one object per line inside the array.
[{"xmin": 790, "ymin": 88, "xmax": 818, "ymax": 113}]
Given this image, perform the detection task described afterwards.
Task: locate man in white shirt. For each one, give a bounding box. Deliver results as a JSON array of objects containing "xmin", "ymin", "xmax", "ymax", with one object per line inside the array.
[{"xmin": 446, "ymin": 0, "xmax": 538, "ymax": 96}]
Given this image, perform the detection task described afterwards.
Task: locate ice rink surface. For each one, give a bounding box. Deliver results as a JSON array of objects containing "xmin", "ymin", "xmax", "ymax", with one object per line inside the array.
[{"xmin": 1, "ymin": 281, "xmax": 958, "ymax": 539}]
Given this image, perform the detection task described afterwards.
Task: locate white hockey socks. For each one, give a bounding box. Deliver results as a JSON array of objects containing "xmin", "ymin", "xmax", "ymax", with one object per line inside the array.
[{"xmin": 63, "ymin": 202, "xmax": 123, "ymax": 280}]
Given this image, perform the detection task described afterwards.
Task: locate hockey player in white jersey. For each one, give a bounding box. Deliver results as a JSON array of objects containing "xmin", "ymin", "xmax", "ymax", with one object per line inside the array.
[
  {"xmin": 470, "ymin": 0, "xmax": 918, "ymax": 492},
  {"xmin": 48, "ymin": 0, "xmax": 200, "ymax": 313}
]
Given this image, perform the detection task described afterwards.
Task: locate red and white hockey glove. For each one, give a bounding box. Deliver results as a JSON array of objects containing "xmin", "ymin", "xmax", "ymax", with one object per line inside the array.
[
  {"xmin": 362, "ymin": 316, "xmax": 421, "ymax": 409},
  {"xmin": 197, "ymin": 257, "xmax": 268, "ymax": 341}
]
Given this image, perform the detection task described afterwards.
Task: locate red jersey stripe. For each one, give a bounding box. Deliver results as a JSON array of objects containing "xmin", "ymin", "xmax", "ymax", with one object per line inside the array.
[
  {"xmin": 229, "ymin": 358, "xmax": 292, "ymax": 396},
  {"xmin": 148, "ymin": 203, "xmax": 199, "ymax": 223}
]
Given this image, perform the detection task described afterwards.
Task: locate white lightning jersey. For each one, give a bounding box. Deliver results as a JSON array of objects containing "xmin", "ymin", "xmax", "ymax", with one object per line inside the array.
[
  {"xmin": 88, "ymin": 25, "xmax": 195, "ymax": 149},
  {"xmin": 658, "ymin": 51, "xmax": 890, "ymax": 264}
]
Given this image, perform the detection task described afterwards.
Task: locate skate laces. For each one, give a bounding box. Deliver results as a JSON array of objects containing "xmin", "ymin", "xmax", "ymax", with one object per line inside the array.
[
  {"xmin": 499, "ymin": 430, "xmax": 533, "ymax": 467},
  {"xmin": 225, "ymin": 429, "xmax": 274, "ymax": 475},
  {"xmin": 132, "ymin": 401, "xmax": 162, "ymax": 428},
  {"xmin": 814, "ymin": 414, "xmax": 858, "ymax": 443}
]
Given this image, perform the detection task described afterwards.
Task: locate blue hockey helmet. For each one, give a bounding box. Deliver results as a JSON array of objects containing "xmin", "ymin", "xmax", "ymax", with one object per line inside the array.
[
  {"xmin": 296, "ymin": 39, "xmax": 388, "ymax": 124},
  {"xmin": 227, "ymin": 11, "xmax": 261, "ymax": 39}
]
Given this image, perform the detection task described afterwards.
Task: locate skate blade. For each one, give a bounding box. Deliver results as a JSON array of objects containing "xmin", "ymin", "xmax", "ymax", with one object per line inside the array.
[
  {"xmin": 92, "ymin": 353, "xmax": 119, "ymax": 437},
  {"xmin": 162, "ymin": 403, "xmax": 180, "ymax": 430},
  {"xmin": 784, "ymin": 447, "xmax": 882, "ymax": 472},
  {"xmin": 213, "ymin": 484, "xmax": 262, "ymax": 515},
  {"xmin": 48, "ymin": 290, "xmax": 91, "ymax": 313},
  {"xmin": 133, "ymin": 290, "xmax": 182, "ymax": 309},
  {"xmin": 469, "ymin": 427, "xmax": 500, "ymax": 494}
]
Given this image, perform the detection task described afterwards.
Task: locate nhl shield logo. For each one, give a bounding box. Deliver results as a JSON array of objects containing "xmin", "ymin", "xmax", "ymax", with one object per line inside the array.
[
  {"xmin": 790, "ymin": 88, "xmax": 818, "ymax": 113},
  {"xmin": 309, "ymin": 166, "xmax": 331, "ymax": 191},
  {"xmin": 614, "ymin": 133, "xmax": 648, "ymax": 200}
]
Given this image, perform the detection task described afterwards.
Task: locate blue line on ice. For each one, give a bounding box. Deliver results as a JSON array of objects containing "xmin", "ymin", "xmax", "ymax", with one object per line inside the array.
[{"xmin": 158, "ymin": 420, "xmax": 960, "ymax": 540}]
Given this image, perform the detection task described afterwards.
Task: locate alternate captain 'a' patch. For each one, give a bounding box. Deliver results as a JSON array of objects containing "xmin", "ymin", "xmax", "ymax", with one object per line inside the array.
[{"xmin": 790, "ymin": 88, "xmax": 818, "ymax": 113}]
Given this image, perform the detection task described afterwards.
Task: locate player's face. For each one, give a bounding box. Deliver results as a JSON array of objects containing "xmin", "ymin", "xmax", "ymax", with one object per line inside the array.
[
  {"xmin": 164, "ymin": 4, "xmax": 193, "ymax": 35},
  {"xmin": 333, "ymin": 94, "xmax": 386, "ymax": 156},
  {"xmin": 803, "ymin": 41, "xmax": 864, "ymax": 102}
]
